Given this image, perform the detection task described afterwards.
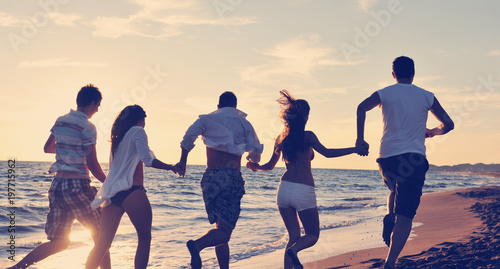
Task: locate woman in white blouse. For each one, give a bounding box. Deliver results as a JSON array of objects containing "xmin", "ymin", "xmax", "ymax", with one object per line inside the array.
[{"xmin": 86, "ymin": 105, "xmax": 180, "ymax": 269}]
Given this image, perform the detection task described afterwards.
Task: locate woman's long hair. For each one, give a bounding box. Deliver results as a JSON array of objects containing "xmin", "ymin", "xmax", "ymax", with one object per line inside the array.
[
  {"xmin": 110, "ymin": 105, "xmax": 147, "ymax": 156},
  {"xmin": 276, "ymin": 90, "xmax": 310, "ymax": 162}
]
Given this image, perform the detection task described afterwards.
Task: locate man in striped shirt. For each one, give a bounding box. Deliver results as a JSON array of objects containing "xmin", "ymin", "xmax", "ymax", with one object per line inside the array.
[{"xmin": 9, "ymin": 84, "xmax": 110, "ymax": 269}]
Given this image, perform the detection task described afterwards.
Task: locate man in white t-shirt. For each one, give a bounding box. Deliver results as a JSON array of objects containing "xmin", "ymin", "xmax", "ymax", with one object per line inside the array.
[{"xmin": 356, "ymin": 56, "xmax": 454, "ymax": 269}]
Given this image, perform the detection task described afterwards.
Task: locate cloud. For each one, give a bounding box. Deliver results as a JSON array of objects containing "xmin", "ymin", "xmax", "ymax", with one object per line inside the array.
[
  {"xmin": 91, "ymin": 0, "xmax": 256, "ymax": 39},
  {"xmin": 293, "ymin": 87, "xmax": 351, "ymax": 98},
  {"xmin": 0, "ymin": 11, "xmax": 82, "ymax": 27},
  {"xmin": 358, "ymin": 0, "xmax": 378, "ymax": 12},
  {"xmin": 49, "ymin": 12, "xmax": 83, "ymax": 26},
  {"xmin": 18, "ymin": 58, "xmax": 107, "ymax": 68},
  {"xmin": 430, "ymin": 83, "xmax": 500, "ymax": 113},
  {"xmin": 0, "ymin": 12, "xmax": 22, "ymax": 27},
  {"xmin": 239, "ymin": 34, "xmax": 354, "ymax": 84},
  {"xmin": 487, "ymin": 50, "xmax": 500, "ymax": 56}
]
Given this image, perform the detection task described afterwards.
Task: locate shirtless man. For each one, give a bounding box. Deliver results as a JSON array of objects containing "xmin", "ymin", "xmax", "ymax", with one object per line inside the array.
[{"xmin": 176, "ymin": 91, "xmax": 263, "ymax": 269}]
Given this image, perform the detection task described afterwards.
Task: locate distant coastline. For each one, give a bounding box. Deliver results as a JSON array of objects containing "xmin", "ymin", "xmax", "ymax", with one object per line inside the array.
[
  {"xmin": 429, "ymin": 163, "xmax": 500, "ymax": 178},
  {"xmin": 3, "ymin": 161, "xmax": 500, "ymax": 177}
]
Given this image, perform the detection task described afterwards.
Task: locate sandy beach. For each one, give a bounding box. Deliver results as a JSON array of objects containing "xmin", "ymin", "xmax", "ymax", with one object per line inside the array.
[{"xmin": 305, "ymin": 185, "xmax": 500, "ymax": 269}]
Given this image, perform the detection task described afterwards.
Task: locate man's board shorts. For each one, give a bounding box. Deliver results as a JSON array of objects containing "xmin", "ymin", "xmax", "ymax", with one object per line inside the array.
[
  {"xmin": 377, "ymin": 153, "xmax": 429, "ymax": 219},
  {"xmin": 45, "ymin": 178, "xmax": 101, "ymax": 240},
  {"xmin": 276, "ymin": 180, "xmax": 317, "ymax": 212},
  {"xmin": 201, "ymin": 167, "xmax": 245, "ymax": 228}
]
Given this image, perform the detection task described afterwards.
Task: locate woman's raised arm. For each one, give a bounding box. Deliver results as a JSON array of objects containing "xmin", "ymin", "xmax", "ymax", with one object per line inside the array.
[{"xmin": 307, "ymin": 131, "xmax": 357, "ymax": 158}]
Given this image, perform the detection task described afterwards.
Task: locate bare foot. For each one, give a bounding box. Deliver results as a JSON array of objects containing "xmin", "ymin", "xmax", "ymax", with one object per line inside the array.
[
  {"xmin": 382, "ymin": 213, "xmax": 395, "ymax": 247},
  {"xmin": 186, "ymin": 240, "xmax": 202, "ymax": 269},
  {"xmin": 286, "ymin": 248, "xmax": 303, "ymax": 269},
  {"xmin": 384, "ymin": 261, "xmax": 396, "ymax": 269}
]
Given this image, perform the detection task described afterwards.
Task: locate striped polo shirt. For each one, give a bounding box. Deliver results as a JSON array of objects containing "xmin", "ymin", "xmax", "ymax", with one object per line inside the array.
[{"xmin": 48, "ymin": 109, "xmax": 97, "ymax": 177}]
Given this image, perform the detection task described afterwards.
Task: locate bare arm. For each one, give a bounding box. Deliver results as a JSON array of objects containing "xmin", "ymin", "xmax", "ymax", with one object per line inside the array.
[
  {"xmin": 307, "ymin": 131, "xmax": 357, "ymax": 158},
  {"xmin": 426, "ymin": 97, "xmax": 454, "ymax": 137},
  {"xmin": 134, "ymin": 129, "xmax": 180, "ymax": 174},
  {"xmin": 175, "ymin": 147, "xmax": 189, "ymax": 177},
  {"xmin": 151, "ymin": 159, "xmax": 181, "ymax": 174},
  {"xmin": 84, "ymin": 144, "xmax": 106, "ymax": 183},
  {"xmin": 246, "ymin": 145, "xmax": 280, "ymax": 172},
  {"xmin": 44, "ymin": 134, "xmax": 56, "ymax": 153},
  {"xmin": 356, "ymin": 92, "xmax": 381, "ymax": 156}
]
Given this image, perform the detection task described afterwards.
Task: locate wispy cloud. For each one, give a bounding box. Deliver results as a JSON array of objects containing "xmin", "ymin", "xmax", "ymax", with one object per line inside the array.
[
  {"xmin": 91, "ymin": 0, "xmax": 256, "ymax": 39},
  {"xmin": 18, "ymin": 58, "xmax": 107, "ymax": 68},
  {"xmin": 430, "ymin": 83, "xmax": 500, "ymax": 113},
  {"xmin": 0, "ymin": 11, "xmax": 82, "ymax": 27},
  {"xmin": 240, "ymin": 34, "xmax": 355, "ymax": 84},
  {"xmin": 0, "ymin": 12, "xmax": 22, "ymax": 27},
  {"xmin": 50, "ymin": 13, "xmax": 83, "ymax": 26},
  {"xmin": 487, "ymin": 50, "xmax": 500, "ymax": 56},
  {"xmin": 292, "ymin": 87, "xmax": 352, "ymax": 99}
]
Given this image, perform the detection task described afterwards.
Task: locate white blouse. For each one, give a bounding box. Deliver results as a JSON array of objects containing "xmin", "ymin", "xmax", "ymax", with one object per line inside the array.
[{"xmin": 91, "ymin": 126, "xmax": 155, "ymax": 209}]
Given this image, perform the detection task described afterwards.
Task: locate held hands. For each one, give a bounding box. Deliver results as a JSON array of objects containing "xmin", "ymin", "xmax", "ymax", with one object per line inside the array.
[
  {"xmin": 246, "ymin": 161, "xmax": 259, "ymax": 172},
  {"xmin": 170, "ymin": 164, "xmax": 183, "ymax": 175},
  {"xmin": 355, "ymin": 139, "xmax": 369, "ymax": 157},
  {"xmin": 174, "ymin": 162, "xmax": 187, "ymax": 177}
]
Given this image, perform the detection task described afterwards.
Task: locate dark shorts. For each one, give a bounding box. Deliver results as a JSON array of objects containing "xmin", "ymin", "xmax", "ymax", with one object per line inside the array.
[
  {"xmin": 46, "ymin": 178, "xmax": 101, "ymax": 240},
  {"xmin": 201, "ymin": 167, "xmax": 245, "ymax": 228},
  {"xmin": 377, "ymin": 153, "xmax": 429, "ymax": 219},
  {"xmin": 110, "ymin": 185, "xmax": 146, "ymax": 208}
]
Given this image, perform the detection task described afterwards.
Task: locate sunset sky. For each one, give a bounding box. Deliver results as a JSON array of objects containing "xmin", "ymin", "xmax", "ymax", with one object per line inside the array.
[{"xmin": 1, "ymin": 0, "xmax": 499, "ymax": 170}]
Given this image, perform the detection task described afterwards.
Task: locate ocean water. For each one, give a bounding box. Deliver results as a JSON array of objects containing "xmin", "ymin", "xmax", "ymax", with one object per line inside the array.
[{"xmin": 1, "ymin": 161, "xmax": 499, "ymax": 269}]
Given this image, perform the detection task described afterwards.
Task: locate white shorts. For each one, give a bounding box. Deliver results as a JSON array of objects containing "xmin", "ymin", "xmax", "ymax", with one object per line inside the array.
[{"xmin": 276, "ymin": 180, "xmax": 317, "ymax": 212}]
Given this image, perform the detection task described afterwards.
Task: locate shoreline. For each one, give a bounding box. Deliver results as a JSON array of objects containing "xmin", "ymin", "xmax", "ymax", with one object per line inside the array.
[
  {"xmin": 430, "ymin": 170, "xmax": 500, "ymax": 179},
  {"xmin": 305, "ymin": 186, "xmax": 500, "ymax": 268}
]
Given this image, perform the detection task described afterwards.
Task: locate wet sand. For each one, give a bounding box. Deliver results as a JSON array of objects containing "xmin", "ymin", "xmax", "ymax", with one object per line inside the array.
[{"xmin": 305, "ymin": 186, "xmax": 500, "ymax": 268}]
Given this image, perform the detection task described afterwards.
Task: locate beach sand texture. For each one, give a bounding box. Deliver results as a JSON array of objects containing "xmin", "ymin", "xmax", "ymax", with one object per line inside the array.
[{"xmin": 305, "ymin": 186, "xmax": 500, "ymax": 269}]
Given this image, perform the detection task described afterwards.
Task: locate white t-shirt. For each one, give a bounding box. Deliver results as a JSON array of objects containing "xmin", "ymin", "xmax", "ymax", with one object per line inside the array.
[{"xmin": 377, "ymin": 83, "xmax": 434, "ymax": 158}]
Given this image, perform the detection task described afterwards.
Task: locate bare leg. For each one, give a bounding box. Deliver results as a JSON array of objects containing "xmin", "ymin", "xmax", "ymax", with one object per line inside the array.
[
  {"xmin": 122, "ymin": 189, "xmax": 153, "ymax": 269},
  {"xmin": 279, "ymin": 207, "xmax": 320, "ymax": 269},
  {"xmin": 387, "ymin": 191, "xmax": 395, "ymax": 215},
  {"xmin": 292, "ymin": 207, "xmax": 320, "ymax": 252},
  {"xmin": 85, "ymin": 205, "xmax": 124, "ymax": 269},
  {"xmin": 286, "ymin": 207, "xmax": 320, "ymax": 269},
  {"xmin": 279, "ymin": 207, "xmax": 301, "ymax": 269},
  {"xmin": 382, "ymin": 191, "xmax": 397, "ymax": 246},
  {"xmin": 7, "ymin": 239, "xmax": 70, "ymax": 269},
  {"xmin": 214, "ymin": 219, "xmax": 234, "ymax": 269},
  {"xmin": 385, "ymin": 214, "xmax": 412, "ymax": 268},
  {"xmin": 215, "ymin": 244, "xmax": 230, "ymax": 269},
  {"xmin": 190, "ymin": 218, "xmax": 233, "ymax": 269},
  {"xmin": 193, "ymin": 218, "xmax": 233, "ymax": 250}
]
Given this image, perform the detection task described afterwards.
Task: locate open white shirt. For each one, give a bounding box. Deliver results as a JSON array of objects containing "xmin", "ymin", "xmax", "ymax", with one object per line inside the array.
[
  {"xmin": 180, "ymin": 107, "xmax": 263, "ymax": 162},
  {"xmin": 91, "ymin": 126, "xmax": 155, "ymax": 209}
]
